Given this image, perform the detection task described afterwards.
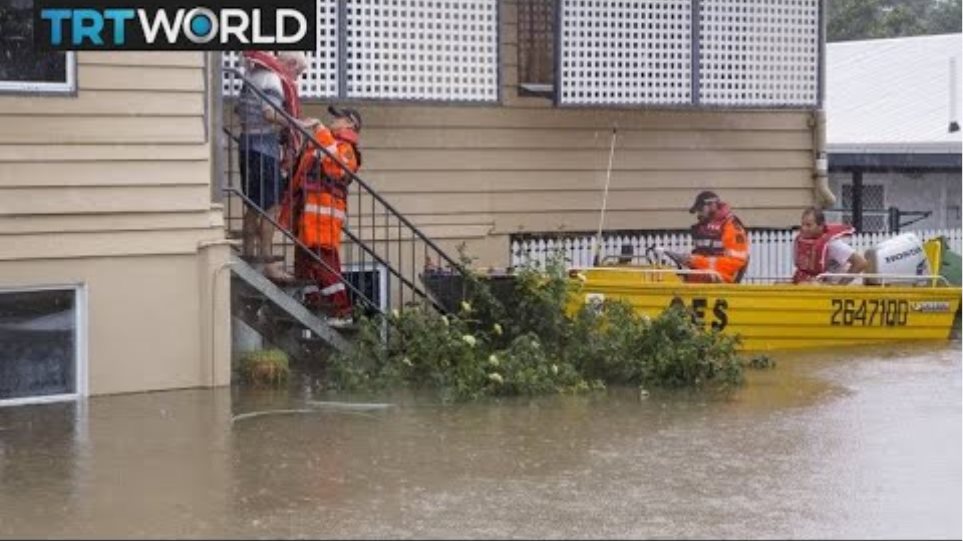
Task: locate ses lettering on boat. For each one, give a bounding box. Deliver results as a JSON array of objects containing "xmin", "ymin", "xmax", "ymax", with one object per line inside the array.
[{"xmin": 669, "ymin": 296, "xmax": 729, "ymax": 331}]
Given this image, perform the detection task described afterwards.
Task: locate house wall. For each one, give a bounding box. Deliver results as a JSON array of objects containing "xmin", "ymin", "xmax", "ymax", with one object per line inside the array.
[
  {"xmin": 301, "ymin": 1, "xmax": 819, "ymax": 267},
  {"xmin": 829, "ymin": 170, "xmax": 963, "ymax": 231},
  {"xmin": 0, "ymin": 52, "xmax": 231, "ymax": 397}
]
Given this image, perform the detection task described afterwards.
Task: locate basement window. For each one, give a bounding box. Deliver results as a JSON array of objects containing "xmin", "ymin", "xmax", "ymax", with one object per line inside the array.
[
  {"xmin": 0, "ymin": 287, "xmax": 86, "ymax": 407},
  {"xmin": 0, "ymin": 0, "xmax": 76, "ymax": 94}
]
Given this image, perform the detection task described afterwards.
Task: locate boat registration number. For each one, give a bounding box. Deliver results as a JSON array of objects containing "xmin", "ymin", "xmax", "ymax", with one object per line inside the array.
[{"xmin": 830, "ymin": 299, "xmax": 909, "ymax": 327}]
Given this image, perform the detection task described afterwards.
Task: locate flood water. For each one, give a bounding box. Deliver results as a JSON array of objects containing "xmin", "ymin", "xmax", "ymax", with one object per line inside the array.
[{"xmin": 1, "ymin": 343, "xmax": 960, "ymax": 539}]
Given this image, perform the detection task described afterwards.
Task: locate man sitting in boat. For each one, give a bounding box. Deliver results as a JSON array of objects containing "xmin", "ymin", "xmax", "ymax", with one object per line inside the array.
[
  {"xmin": 793, "ymin": 207, "xmax": 868, "ymax": 284},
  {"xmin": 663, "ymin": 191, "xmax": 750, "ymax": 283}
]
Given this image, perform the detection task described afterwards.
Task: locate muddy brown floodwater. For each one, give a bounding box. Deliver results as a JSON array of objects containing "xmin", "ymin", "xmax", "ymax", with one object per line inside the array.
[{"xmin": 1, "ymin": 342, "xmax": 960, "ymax": 539}]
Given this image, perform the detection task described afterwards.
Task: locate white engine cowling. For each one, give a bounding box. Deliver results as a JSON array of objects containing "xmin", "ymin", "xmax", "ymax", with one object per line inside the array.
[{"xmin": 866, "ymin": 233, "xmax": 931, "ymax": 277}]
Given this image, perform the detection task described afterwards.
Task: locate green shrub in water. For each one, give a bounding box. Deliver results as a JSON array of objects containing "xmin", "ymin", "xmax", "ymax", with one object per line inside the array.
[
  {"xmin": 327, "ymin": 250, "xmax": 749, "ymax": 401},
  {"xmin": 239, "ymin": 349, "xmax": 290, "ymax": 387},
  {"xmin": 747, "ymin": 354, "xmax": 776, "ymax": 370}
]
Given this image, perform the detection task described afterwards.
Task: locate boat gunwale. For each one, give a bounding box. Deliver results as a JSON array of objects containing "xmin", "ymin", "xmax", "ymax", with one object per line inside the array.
[{"xmin": 571, "ymin": 266, "xmax": 962, "ymax": 296}]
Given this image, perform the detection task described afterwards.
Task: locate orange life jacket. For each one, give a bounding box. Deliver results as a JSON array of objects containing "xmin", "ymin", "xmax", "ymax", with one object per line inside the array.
[
  {"xmin": 291, "ymin": 127, "xmax": 360, "ymax": 249},
  {"xmin": 792, "ymin": 223, "xmax": 854, "ymax": 283},
  {"xmin": 688, "ymin": 203, "xmax": 750, "ymax": 283}
]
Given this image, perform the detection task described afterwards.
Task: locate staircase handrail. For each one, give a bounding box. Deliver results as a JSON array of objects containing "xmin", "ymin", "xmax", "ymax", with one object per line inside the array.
[
  {"xmin": 223, "ymin": 67, "xmax": 466, "ymax": 275},
  {"xmin": 225, "ymin": 186, "xmax": 388, "ymax": 315}
]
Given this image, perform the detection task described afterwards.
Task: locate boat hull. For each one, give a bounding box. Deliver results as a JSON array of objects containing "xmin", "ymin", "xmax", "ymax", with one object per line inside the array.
[{"xmin": 568, "ymin": 269, "xmax": 962, "ymax": 351}]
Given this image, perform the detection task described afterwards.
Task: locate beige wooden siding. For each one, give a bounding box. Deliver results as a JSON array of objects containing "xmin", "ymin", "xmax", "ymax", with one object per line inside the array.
[
  {"xmin": 0, "ymin": 52, "xmax": 221, "ymax": 260},
  {"xmin": 298, "ymin": 1, "xmax": 817, "ymax": 266}
]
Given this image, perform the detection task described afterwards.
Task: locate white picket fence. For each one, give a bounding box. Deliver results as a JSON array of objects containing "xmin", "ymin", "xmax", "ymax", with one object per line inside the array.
[{"xmin": 510, "ymin": 228, "xmax": 963, "ymax": 283}]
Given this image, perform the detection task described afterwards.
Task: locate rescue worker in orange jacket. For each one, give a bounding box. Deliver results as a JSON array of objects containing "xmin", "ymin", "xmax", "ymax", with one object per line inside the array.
[
  {"xmin": 664, "ymin": 191, "xmax": 750, "ymax": 283},
  {"xmin": 288, "ymin": 106, "xmax": 362, "ymax": 325}
]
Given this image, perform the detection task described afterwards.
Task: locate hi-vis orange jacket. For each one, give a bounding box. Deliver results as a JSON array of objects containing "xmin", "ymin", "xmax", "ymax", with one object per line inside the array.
[
  {"xmin": 688, "ymin": 203, "xmax": 749, "ymax": 283},
  {"xmin": 290, "ymin": 126, "xmax": 360, "ymax": 250}
]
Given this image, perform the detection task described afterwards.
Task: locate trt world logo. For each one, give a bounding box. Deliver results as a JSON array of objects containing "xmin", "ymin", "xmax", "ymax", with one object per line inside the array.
[{"xmin": 34, "ymin": 1, "xmax": 315, "ymax": 50}]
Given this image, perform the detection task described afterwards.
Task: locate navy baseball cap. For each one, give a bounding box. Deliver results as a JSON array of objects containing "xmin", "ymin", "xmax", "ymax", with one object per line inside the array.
[
  {"xmin": 689, "ymin": 191, "xmax": 721, "ymax": 213},
  {"xmin": 327, "ymin": 106, "xmax": 362, "ymax": 132}
]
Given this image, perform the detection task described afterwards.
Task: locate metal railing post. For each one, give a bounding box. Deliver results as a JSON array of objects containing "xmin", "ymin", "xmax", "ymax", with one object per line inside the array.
[{"xmin": 221, "ymin": 67, "xmax": 460, "ymax": 316}]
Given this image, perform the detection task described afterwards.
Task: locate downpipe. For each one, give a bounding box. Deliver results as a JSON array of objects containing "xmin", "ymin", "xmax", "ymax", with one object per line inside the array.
[
  {"xmin": 812, "ymin": 0, "xmax": 835, "ymax": 209},
  {"xmin": 811, "ymin": 109, "xmax": 836, "ymax": 208}
]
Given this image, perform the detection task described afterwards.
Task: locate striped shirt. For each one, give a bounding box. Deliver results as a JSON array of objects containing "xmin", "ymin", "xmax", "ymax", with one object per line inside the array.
[{"xmin": 235, "ymin": 68, "xmax": 284, "ymax": 158}]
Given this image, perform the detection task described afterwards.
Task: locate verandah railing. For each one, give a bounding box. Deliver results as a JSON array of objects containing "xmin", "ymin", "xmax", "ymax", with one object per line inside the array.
[{"xmin": 511, "ymin": 228, "xmax": 963, "ymax": 283}]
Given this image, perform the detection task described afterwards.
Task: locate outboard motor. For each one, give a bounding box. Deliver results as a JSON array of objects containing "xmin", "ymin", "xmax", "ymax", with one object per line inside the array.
[{"xmin": 864, "ymin": 233, "xmax": 931, "ymax": 284}]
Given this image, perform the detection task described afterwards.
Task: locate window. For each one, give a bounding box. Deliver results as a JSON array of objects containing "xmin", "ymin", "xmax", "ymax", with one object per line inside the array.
[
  {"xmin": 841, "ymin": 183, "xmax": 887, "ymax": 232},
  {"xmin": 342, "ymin": 262, "xmax": 388, "ymax": 316},
  {"xmin": 0, "ymin": 287, "xmax": 86, "ymax": 406},
  {"xmin": 0, "ymin": 0, "xmax": 76, "ymax": 93},
  {"xmin": 517, "ymin": 0, "xmax": 555, "ymax": 95}
]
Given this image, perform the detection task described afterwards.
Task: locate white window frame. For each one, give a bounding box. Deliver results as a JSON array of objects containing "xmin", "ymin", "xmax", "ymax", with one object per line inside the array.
[
  {"xmin": 0, "ymin": 52, "xmax": 76, "ymax": 95},
  {"xmin": 342, "ymin": 262, "xmax": 389, "ymax": 315},
  {"xmin": 0, "ymin": 283, "xmax": 88, "ymax": 408}
]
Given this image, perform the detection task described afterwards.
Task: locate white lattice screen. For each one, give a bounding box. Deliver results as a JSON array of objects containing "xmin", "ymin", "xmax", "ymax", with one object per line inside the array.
[
  {"xmin": 223, "ymin": 0, "xmax": 497, "ymax": 102},
  {"xmin": 221, "ymin": 0, "xmax": 340, "ymax": 99},
  {"xmin": 558, "ymin": 0, "xmax": 693, "ymax": 106},
  {"xmin": 699, "ymin": 0, "xmax": 819, "ymax": 106},
  {"xmin": 222, "ymin": 52, "xmax": 242, "ymax": 96},
  {"xmin": 307, "ymin": 0, "xmax": 341, "ymax": 98},
  {"xmin": 344, "ymin": 0, "xmax": 498, "ymax": 101},
  {"xmin": 219, "ymin": 1, "xmax": 821, "ymax": 108}
]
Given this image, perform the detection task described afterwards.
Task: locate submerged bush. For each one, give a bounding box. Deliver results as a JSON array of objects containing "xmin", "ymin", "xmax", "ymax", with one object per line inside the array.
[
  {"xmin": 239, "ymin": 349, "xmax": 290, "ymax": 387},
  {"xmin": 747, "ymin": 354, "xmax": 777, "ymax": 370},
  {"xmin": 327, "ymin": 250, "xmax": 752, "ymax": 401}
]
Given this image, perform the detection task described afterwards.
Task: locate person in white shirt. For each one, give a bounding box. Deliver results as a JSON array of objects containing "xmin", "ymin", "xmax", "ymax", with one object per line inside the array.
[
  {"xmin": 235, "ymin": 51, "xmax": 316, "ymax": 282},
  {"xmin": 793, "ymin": 207, "xmax": 868, "ymax": 285}
]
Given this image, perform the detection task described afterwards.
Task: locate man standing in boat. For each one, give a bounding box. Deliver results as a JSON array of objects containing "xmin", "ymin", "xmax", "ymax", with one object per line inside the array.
[
  {"xmin": 663, "ymin": 191, "xmax": 750, "ymax": 283},
  {"xmin": 793, "ymin": 207, "xmax": 868, "ymax": 285}
]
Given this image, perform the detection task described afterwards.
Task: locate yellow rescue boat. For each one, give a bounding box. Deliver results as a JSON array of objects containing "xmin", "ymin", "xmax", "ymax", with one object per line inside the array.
[{"xmin": 566, "ymin": 238, "xmax": 962, "ymax": 351}]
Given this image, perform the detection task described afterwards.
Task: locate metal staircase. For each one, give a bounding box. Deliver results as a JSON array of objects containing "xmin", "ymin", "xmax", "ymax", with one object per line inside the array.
[{"xmin": 220, "ymin": 67, "xmax": 467, "ymax": 359}]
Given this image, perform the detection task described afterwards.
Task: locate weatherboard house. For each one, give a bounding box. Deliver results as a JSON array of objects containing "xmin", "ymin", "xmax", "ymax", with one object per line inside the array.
[{"xmin": 2, "ymin": 0, "xmax": 828, "ymax": 405}]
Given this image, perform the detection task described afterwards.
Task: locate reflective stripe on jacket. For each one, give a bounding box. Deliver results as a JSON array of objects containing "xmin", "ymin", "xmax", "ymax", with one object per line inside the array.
[
  {"xmin": 293, "ymin": 126, "xmax": 360, "ymax": 249},
  {"xmin": 689, "ymin": 203, "xmax": 750, "ymax": 283}
]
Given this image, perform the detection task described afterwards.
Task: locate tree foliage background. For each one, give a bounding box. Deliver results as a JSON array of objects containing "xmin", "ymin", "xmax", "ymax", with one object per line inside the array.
[{"xmin": 828, "ymin": 0, "xmax": 962, "ymax": 41}]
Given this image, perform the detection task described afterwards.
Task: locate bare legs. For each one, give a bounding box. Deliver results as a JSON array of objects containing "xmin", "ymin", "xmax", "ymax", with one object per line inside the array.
[{"xmin": 241, "ymin": 204, "xmax": 294, "ymax": 282}]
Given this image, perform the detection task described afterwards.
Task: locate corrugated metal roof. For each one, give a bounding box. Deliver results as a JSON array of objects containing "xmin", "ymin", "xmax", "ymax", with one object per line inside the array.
[{"xmin": 826, "ymin": 33, "xmax": 962, "ymax": 154}]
